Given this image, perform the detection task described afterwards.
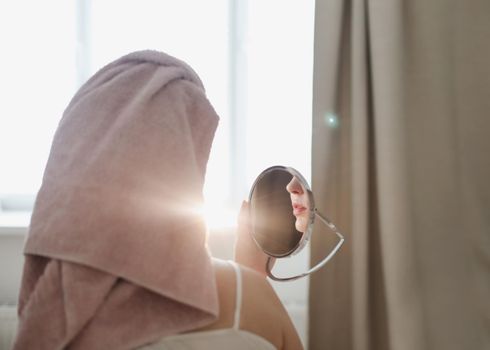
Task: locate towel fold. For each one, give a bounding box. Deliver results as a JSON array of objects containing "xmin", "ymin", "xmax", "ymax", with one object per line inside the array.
[{"xmin": 13, "ymin": 50, "xmax": 220, "ymax": 349}]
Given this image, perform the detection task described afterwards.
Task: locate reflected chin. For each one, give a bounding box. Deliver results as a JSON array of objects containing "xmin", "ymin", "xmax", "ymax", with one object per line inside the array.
[{"xmin": 295, "ymin": 218, "xmax": 308, "ymax": 233}]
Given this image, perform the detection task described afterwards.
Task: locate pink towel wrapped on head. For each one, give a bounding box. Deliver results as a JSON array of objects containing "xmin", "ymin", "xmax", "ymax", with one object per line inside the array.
[{"xmin": 13, "ymin": 50, "xmax": 220, "ymax": 349}]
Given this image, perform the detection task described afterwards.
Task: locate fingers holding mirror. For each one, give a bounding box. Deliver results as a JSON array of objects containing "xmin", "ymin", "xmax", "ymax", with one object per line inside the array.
[{"xmin": 234, "ymin": 201, "xmax": 275, "ymax": 277}]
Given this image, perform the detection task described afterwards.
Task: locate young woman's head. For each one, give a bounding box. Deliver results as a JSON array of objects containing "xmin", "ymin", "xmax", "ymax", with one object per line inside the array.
[{"xmin": 14, "ymin": 51, "xmax": 221, "ymax": 349}]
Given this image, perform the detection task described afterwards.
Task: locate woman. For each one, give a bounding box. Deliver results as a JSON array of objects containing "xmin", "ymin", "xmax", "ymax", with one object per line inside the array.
[{"xmin": 12, "ymin": 50, "xmax": 302, "ymax": 350}]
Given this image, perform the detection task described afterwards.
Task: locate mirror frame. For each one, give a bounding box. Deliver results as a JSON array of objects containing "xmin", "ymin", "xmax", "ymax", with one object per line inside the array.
[
  {"xmin": 248, "ymin": 165, "xmax": 346, "ymax": 282},
  {"xmin": 248, "ymin": 165, "xmax": 314, "ymax": 258}
]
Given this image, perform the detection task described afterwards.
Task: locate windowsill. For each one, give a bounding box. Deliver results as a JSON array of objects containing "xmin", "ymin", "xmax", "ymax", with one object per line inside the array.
[{"xmin": 0, "ymin": 212, "xmax": 30, "ymax": 235}]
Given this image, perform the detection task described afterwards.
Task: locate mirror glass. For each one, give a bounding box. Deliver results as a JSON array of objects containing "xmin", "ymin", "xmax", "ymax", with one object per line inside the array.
[{"xmin": 249, "ymin": 166, "xmax": 314, "ymax": 257}]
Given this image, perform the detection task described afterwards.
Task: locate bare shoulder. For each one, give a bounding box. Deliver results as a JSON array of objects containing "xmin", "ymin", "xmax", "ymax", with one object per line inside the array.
[
  {"xmin": 239, "ymin": 264, "xmax": 281, "ymax": 307},
  {"xmin": 238, "ymin": 264, "xmax": 304, "ymax": 350},
  {"xmin": 207, "ymin": 259, "xmax": 303, "ymax": 350}
]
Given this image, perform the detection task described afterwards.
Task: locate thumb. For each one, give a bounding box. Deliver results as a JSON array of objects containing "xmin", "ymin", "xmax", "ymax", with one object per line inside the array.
[
  {"xmin": 238, "ymin": 200, "xmax": 249, "ymax": 226},
  {"xmin": 237, "ymin": 201, "xmax": 251, "ymax": 237}
]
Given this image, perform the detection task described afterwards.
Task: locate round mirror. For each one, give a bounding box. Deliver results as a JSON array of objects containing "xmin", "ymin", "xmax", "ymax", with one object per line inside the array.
[
  {"xmin": 248, "ymin": 165, "xmax": 345, "ymax": 281},
  {"xmin": 249, "ymin": 166, "xmax": 313, "ymax": 257}
]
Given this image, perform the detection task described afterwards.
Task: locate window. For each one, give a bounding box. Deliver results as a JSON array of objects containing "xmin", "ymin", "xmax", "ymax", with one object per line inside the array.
[
  {"xmin": 0, "ymin": 0, "xmax": 314, "ymax": 231},
  {"xmin": 0, "ymin": 0, "xmax": 77, "ymax": 197}
]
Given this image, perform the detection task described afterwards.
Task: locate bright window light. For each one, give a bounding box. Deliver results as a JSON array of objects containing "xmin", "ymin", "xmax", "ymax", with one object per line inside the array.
[
  {"xmin": 0, "ymin": 0, "xmax": 314, "ymax": 233},
  {"xmin": 245, "ymin": 0, "xmax": 313, "ymax": 186},
  {"xmin": 0, "ymin": 0, "xmax": 77, "ymax": 195}
]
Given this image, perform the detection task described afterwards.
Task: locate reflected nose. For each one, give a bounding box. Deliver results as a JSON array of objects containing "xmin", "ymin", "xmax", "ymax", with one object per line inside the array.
[{"xmin": 286, "ymin": 176, "xmax": 304, "ymax": 195}]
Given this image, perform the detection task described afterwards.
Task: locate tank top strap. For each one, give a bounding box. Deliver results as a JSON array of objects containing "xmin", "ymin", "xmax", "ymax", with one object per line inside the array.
[{"xmin": 227, "ymin": 260, "xmax": 242, "ymax": 330}]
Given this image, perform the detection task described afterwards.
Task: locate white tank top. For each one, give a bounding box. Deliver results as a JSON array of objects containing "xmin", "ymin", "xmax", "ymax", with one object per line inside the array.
[{"xmin": 139, "ymin": 260, "xmax": 277, "ymax": 350}]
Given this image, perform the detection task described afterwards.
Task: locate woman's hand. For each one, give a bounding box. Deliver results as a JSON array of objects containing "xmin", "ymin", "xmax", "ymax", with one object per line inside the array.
[{"xmin": 234, "ymin": 201, "xmax": 275, "ymax": 278}]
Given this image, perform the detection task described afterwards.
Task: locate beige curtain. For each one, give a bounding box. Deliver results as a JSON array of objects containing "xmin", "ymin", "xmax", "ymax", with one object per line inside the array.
[{"xmin": 309, "ymin": 1, "xmax": 490, "ymax": 349}]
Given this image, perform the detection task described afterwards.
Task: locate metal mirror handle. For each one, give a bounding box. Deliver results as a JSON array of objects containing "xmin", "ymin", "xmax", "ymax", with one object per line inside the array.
[{"xmin": 266, "ymin": 209, "xmax": 345, "ymax": 282}]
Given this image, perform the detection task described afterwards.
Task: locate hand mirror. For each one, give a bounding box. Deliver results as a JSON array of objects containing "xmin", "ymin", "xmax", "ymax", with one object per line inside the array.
[{"xmin": 248, "ymin": 166, "xmax": 345, "ymax": 281}]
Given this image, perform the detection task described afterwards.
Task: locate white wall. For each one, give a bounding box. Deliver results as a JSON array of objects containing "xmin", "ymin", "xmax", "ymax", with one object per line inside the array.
[{"xmin": 0, "ymin": 229, "xmax": 25, "ymax": 305}]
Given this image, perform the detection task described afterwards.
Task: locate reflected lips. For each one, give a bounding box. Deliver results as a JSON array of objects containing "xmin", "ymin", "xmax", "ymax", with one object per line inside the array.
[{"xmin": 292, "ymin": 203, "xmax": 307, "ymax": 216}]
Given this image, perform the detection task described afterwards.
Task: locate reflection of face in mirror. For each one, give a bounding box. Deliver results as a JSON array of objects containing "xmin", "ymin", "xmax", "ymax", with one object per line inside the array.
[
  {"xmin": 286, "ymin": 176, "xmax": 310, "ymax": 233},
  {"xmin": 248, "ymin": 166, "xmax": 345, "ymax": 281},
  {"xmin": 250, "ymin": 170, "xmax": 302, "ymax": 256}
]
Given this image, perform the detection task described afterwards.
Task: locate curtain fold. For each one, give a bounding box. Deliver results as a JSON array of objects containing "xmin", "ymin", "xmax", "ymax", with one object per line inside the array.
[{"xmin": 309, "ymin": 1, "xmax": 490, "ymax": 349}]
